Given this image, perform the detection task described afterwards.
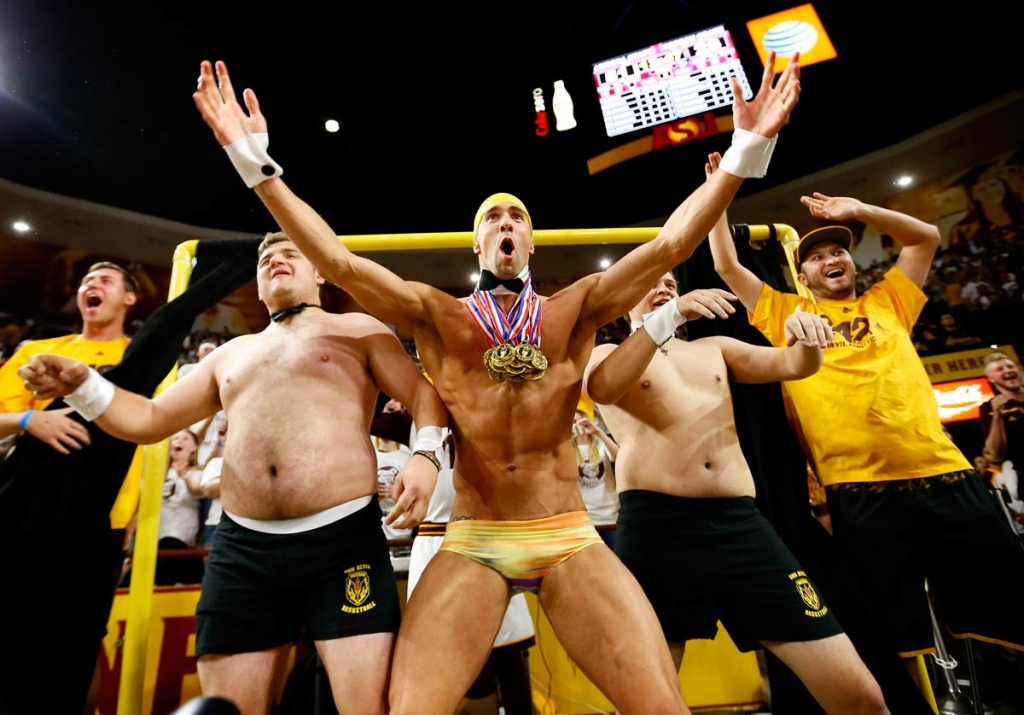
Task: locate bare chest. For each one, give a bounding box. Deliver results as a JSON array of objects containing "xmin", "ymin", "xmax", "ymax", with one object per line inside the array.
[
  {"xmin": 216, "ymin": 330, "xmax": 370, "ymax": 406},
  {"xmin": 629, "ymin": 342, "xmax": 730, "ymax": 415}
]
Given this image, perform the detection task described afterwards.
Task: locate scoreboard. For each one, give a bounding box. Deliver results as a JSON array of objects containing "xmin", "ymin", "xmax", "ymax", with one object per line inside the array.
[{"xmin": 593, "ymin": 25, "xmax": 753, "ymax": 139}]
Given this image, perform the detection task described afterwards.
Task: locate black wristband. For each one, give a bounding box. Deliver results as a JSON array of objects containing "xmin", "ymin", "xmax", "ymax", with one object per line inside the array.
[{"xmin": 413, "ymin": 449, "xmax": 442, "ymax": 472}]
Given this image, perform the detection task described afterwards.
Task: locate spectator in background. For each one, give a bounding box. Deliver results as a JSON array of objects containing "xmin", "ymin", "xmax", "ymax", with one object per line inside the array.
[
  {"xmin": 572, "ymin": 398, "xmax": 619, "ymax": 549},
  {"xmin": 190, "ymin": 300, "xmax": 250, "ymax": 339},
  {"xmin": 181, "ymin": 340, "xmax": 226, "ymax": 468},
  {"xmin": 179, "ymin": 339, "xmax": 219, "ymax": 379},
  {"xmin": 938, "ymin": 311, "xmax": 983, "ymax": 350},
  {"xmin": 195, "ymin": 410, "xmax": 227, "ymax": 469},
  {"xmin": 997, "ymin": 147, "xmax": 1024, "ymax": 221},
  {"xmin": 981, "ymin": 351, "xmax": 1024, "ymax": 470},
  {"xmin": 155, "ymin": 428, "xmax": 205, "ymax": 586},
  {"xmin": 0, "ymin": 261, "xmax": 144, "ymax": 714},
  {"xmin": 0, "ymin": 322, "xmax": 30, "ymax": 362},
  {"xmin": 990, "ymin": 461, "xmax": 1024, "ymax": 539},
  {"xmin": 372, "ymin": 398, "xmax": 414, "ymax": 561},
  {"xmin": 972, "ymin": 455, "xmax": 998, "ymax": 484},
  {"xmin": 960, "ymin": 266, "xmax": 997, "ymax": 311},
  {"xmin": 911, "ymin": 319, "xmax": 943, "ymax": 356},
  {"xmin": 198, "ymin": 417, "xmax": 228, "ymax": 548},
  {"xmin": 996, "ymin": 266, "xmax": 1019, "ymax": 298}
]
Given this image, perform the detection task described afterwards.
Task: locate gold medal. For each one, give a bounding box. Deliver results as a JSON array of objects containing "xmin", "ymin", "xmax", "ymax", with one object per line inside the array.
[{"xmin": 483, "ymin": 342, "xmax": 548, "ymax": 382}]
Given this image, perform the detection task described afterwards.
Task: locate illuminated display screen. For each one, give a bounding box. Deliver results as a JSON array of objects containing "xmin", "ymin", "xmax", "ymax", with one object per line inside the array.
[
  {"xmin": 933, "ymin": 377, "xmax": 994, "ymax": 423},
  {"xmin": 593, "ymin": 25, "xmax": 752, "ymax": 139}
]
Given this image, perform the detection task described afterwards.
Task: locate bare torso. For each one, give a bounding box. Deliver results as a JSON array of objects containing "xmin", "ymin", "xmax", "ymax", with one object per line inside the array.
[
  {"xmin": 414, "ymin": 281, "xmax": 601, "ymax": 520},
  {"xmin": 596, "ymin": 337, "xmax": 755, "ymax": 499},
  {"xmin": 209, "ymin": 313, "xmax": 381, "ymax": 520}
]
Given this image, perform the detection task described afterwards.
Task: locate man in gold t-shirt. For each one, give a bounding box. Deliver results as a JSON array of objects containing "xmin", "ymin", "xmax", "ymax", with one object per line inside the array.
[
  {"xmin": 0, "ymin": 261, "xmax": 143, "ymax": 712},
  {"xmin": 708, "ymin": 177, "xmax": 1024, "ymax": 665}
]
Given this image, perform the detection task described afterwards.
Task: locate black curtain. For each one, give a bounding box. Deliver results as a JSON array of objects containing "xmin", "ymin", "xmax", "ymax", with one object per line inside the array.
[
  {"xmin": 678, "ymin": 227, "xmax": 934, "ymax": 715},
  {"xmin": 0, "ymin": 237, "xmax": 260, "ymax": 715}
]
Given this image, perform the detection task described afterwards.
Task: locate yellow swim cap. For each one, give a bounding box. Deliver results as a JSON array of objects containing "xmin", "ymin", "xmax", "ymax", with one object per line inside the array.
[{"xmin": 473, "ymin": 193, "xmax": 532, "ymax": 233}]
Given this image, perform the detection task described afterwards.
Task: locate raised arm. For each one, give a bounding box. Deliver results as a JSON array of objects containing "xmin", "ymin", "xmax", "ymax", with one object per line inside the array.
[
  {"xmin": 575, "ymin": 413, "xmax": 619, "ymax": 461},
  {"xmin": 192, "ymin": 60, "xmax": 435, "ymax": 334},
  {"xmin": 200, "ymin": 460, "xmax": 222, "ymax": 500},
  {"xmin": 582, "ymin": 52, "xmax": 801, "ymax": 328},
  {"xmin": 799, "ymin": 193, "xmax": 941, "ymax": 287},
  {"xmin": 18, "ymin": 353, "xmax": 222, "ymax": 445},
  {"xmin": 704, "ymin": 151, "xmax": 766, "ymax": 313},
  {"xmin": 585, "ymin": 289, "xmax": 738, "ymax": 405},
  {"xmin": 982, "ymin": 395, "xmax": 1010, "ymax": 464},
  {"xmin": 707, "ymin": 307, "xmax": 831, "ymax": 384}
]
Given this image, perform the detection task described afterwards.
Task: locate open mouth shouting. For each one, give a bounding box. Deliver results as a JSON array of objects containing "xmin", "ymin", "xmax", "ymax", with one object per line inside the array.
[
  {"xmin": 81, "ymin": 291, "xmax": 104, "ymax": 315},
  {"xmin": 499, "ymin": 237, "xmax": 515, "ymax": 258}
]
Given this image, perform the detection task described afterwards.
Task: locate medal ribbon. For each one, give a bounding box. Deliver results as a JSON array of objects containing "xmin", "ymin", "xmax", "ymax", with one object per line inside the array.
[{"xmin": 465, "ymin": 271, "xmax": 542, "ymax": 348}]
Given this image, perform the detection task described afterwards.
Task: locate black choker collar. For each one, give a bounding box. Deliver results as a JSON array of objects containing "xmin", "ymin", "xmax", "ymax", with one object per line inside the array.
[{"xmin": 270, "ymin": 303, "xmax": 322, "ymax": 323}]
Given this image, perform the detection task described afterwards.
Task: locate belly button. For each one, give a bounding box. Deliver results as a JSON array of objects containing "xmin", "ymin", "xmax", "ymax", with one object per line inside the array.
[
  {"xmin": 704, "ymin": 462, "xmax": 711, "ymax": 469},
  {"xmin": 715, "ymin": 375, "xmax": 722, "ymax": 382},
  {"xmin": 321, "ymin": 355, "xmax": 329, "ymax": 362},
  {"xmin": 507, "ymin": 465, "xmax": 517, "ymax": 472}
]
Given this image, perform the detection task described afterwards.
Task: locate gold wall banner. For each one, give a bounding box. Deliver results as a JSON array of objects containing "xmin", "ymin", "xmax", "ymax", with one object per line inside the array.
[{"xmin": 922, "ymin": 344, "xmax": 1019, "ymax": 384}]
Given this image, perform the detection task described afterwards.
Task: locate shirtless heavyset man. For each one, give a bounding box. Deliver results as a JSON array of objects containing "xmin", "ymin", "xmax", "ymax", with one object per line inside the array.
[
  {"xmin": 20, "ymin": 233, "xmax": 448, "ymax": 714},
  {"xmin": 583, "ymin": 263, "xmax": 889, "ymax": 713},
  {"xmin": 175, "ymin": 51, "xmax": 797, "ymax": 714}
]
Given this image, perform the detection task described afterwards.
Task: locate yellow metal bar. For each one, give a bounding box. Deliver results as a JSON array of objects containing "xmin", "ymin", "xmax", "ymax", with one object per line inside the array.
[
  {"xmin": 743, "ymin": 224, "xmax": 812, "ymax": 300},
  {"xmin": 337, "ymin": 227, "xmax": 667, "ymax": 253},
  {"xmin": 913, "ymin": 654, "xmax": 941, "ymax": 714},
  {"xmin": 118, "ymin": 240, "xmax": 198, "ymax": 715},
  {"xmin": 340, "ymin": 224, "xmax": 811, "ymax": 301}
]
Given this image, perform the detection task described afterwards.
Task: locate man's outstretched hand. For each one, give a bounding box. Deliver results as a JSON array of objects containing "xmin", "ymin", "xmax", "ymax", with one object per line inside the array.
[
  {"xmin": 732, "ymin": 50, "xmax": 801, "ymax": 138},
  {"xmin": 800, "ymin": 193, "xmax": 863, "ymax": 222},
  {"xmin": 193, "ymin": 60, "xmax": 267, "ymax": 147},
  {"xmin": 784, "ymin": 307, "xmax": 834, "ymax": 348},
  {"xmin": 675, "ymin": 288, "xmax": 738, "ymax": 322},
  {"xmin": 18, "ymin": 354, "xmax": 90, "ymax": 401}
]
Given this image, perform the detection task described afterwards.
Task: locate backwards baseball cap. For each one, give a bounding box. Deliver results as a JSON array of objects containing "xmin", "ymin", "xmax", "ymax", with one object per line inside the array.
[
  {"xmin": 473, "ymin": 193, "xmax": 532, "ymax": 233},
  {"xmin": 795, "ymin": 226, "xmax": 853, "ymax": 267}
]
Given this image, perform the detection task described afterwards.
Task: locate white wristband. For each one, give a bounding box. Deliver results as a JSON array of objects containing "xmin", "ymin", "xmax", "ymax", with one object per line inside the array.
[
  {"xmin": 643, "ymin": 300, "xmax": 687, "ymax": 346},
  {"xmin": 719, "ymin": 127, "xmax": 777, "ymax": 179},
  {"xmin": 412, "ymin": 426, "xmax": 445, "ymax": 455},
  {"xmin": 223, "ymin": 133, "xmax": 283, "ymax": 188},
  {"xmin": 65, "ymin": 367, "xmax": 116, "ymax": 422}
]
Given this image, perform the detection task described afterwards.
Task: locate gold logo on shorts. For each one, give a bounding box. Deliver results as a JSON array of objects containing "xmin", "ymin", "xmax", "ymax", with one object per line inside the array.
[
  {"xmin": 341, "ymin": 564, "xmax": 378, "ymax": 614},
  {"xmin": 788, "ymin": 570, "xmax": 828, "ymax": 618}
]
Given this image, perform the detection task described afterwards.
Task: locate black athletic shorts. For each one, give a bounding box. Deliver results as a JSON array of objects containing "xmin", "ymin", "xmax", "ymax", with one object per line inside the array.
[
  {"xmin": 195, "ymin": 496, "xmax": 401, "ymax": 657},
  {"xmin": 827, "ymin": 470, "xmax": 1024, "ymax": 656},
  {"xmin": 616, "ymin": 490, "xmax": 843, "ymax": 652}
]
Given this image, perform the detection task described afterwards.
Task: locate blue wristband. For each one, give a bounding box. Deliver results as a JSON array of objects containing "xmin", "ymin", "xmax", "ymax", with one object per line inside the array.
[{"xmin": 19, "ymin": 410, "xmax": 36, "ymax": 431}]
